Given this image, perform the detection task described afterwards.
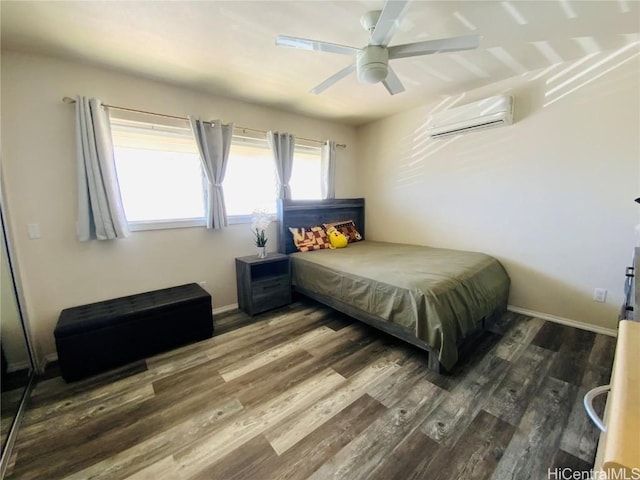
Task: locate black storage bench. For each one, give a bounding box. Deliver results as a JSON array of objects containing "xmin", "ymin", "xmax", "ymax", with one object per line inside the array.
[{"xmin": 54, "ymin": 283, "xmax": 213, "ymax": 382}]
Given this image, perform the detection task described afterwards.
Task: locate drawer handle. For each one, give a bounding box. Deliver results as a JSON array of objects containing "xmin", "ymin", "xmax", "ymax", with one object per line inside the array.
[{"xmin": 583, "ymin": 385, "xmax": 610, "ymax": 432}]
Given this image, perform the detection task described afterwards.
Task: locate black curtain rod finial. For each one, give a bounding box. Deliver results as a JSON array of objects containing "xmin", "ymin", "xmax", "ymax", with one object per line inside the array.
[{"xmin": 635, "ymin": 197, "xmax": 640, "ymax": 204}]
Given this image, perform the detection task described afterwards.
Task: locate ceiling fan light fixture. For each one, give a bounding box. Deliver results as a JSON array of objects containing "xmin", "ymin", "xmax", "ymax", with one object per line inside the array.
[
  {"xmin": 358, "ymin": 63, "xmax": 388, "ymax": 84},
  {"xmin": 357, "ymin": 46, "xmax": 389, "ymax": 84}
]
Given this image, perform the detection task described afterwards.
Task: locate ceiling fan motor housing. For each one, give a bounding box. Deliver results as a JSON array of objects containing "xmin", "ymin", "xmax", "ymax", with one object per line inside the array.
[{"xmin": 357, "ymin": 46, "xmax": 389, "ymax": 84}]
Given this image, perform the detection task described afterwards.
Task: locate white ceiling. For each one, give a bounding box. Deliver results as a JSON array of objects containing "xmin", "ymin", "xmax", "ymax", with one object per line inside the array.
[{"xmin": 1, "ymin": 1, "xmax": 638, "ymax": 126}]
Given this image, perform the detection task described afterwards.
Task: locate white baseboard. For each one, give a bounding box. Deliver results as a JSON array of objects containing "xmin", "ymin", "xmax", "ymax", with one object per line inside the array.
[
  {"xmin": 213, "ymin": 304, "xmax": 238, "ymax": 315},
  {"xmin": 5, "ymin": 360, "xmax": 30, "ymax": 373},
  {"xmin": 507, "ymin": 305, "xmax": 618, "ymax": 337},
  {"xmin": 43, "ymin": 352, "xmax": 58, "ymax": 367}
]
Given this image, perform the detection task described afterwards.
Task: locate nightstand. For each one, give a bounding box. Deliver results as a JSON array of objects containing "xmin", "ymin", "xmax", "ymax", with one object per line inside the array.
[{"xmin": 235, "ymin": 253, "xmax": 291, "ymax": 316}]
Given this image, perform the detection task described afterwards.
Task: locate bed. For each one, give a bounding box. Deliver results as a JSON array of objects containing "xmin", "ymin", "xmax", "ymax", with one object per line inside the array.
[{"xmin": 277, "ymin": 198, "xmax": 510, "ymax": 373}]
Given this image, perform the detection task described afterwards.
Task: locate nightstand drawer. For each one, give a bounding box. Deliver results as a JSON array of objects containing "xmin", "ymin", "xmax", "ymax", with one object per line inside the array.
[
  {"xmin": 252, "ymin": 290, "xmax": 291, "ymax": 314},
  {"xmin": 252, "ymin": 275, "xmax": 290, "ymax": 296}
]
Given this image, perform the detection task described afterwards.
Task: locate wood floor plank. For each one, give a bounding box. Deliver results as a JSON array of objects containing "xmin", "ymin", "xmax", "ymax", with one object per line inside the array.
[
  {"xmin": 218, "ymin": 326, "xmax": 337, "ymax": 381},
  {"xmin": 491, "ymin": 315, "xmax": 545, "ymax": 362},
  {"xmin": 10, "ymin": 356, "xmax": 236, "ymax": 477},
  {"xmin": 588, "ymin": 333, "xmax": 617, "ymax": 367},
  {"xmin": 362, "ymin": 428, "xmax": 440, "ymax": 480},
  {"xmin": 302, "ymin": 322, "xmax": 374, "ymax": 357},
  {"xmin": 547, "ymin": 327, "xmax": 596, "ymax": 385},
  {"xmin": 7, "ymin": 300, "xmax": 615, "ymax": 480},
  {"xmin": 146, "ymin": 303, "xmax": 321, "ymax": 370},
  {"xmin": 187, "ymin": 433, "xmax": 277, "ymax": 480},
  {"xmin": 483, "ymin": 343, "xmax": 553, "ymax": 426},
  {"xmin": 492, "ymin": 376, "xmax": 578, "ymax": 479},
  {"xmin": 182, "ymin": 349, "xmax": 315, "ymax": 410},
  {"xmin": 438, "ymin": 330, "xmax": 503, "ymax": 391},
  {"xmin": 250, "ymin": 394, "xmax": 388, "ymax": 480},
  {"xmin": 549, "ymin": 448, "xmax": 594, "ymax": 474},
  {"xmin": 366, "ymin": 352, "xmax": 426, "ymax": 408},
  {"xmin": 28, "ymin": 360, "xmax": 148, "ymax": 404},
  {"xmin": 122, "ymin": 455, "xmax": 180, "ymax": 480},
  {"xmin": 16, "ymin": 383, "xmax": 156, "ymax": 447},
  {"xmin": 421, "ymin": 353, "xmax": 510, "ymax": 447},
  {"xmin": 264, "ymin": 348, "xmax": 404, "ymax": 454},
  {"xmin": 61, "ymin": 399, "xmax": 243, "ymax": 480},
  {"xmin": 329, "ymin": 336, "xmax": 400, "ymax": 378},
  {"xmin": 307, "ymin": 375, "xmax": 446, "ymax": 480},
  {"xmin": 10, "ymin": 377, "xmax": 240, "ymax": 479},
  {"xmin": 202, "ymin": 314, "xmax": 337, "ymax": 374},
  {"xmin": 531, "ymin": 321, "xmax": 569, "ymax": 352},
  {"xmin": 172, "ymin": 367, "xmax": 346, "ymax": 479},
  {"xmin": 559, "ymin": 386, "xmax": 601, "ymax": 463},
  {"xmin": 581, "ymin": 361, "xmax": 612, "ymax": 391},
  {"xmin": 415, "ymin": 410, "xmax": 516, "ymax": 480}
]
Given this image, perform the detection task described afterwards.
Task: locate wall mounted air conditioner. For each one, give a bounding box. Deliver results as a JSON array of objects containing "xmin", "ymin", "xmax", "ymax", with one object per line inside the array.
[{"xmin": 426, "ymin": 95, "xmax": 514, "ymax": 139}]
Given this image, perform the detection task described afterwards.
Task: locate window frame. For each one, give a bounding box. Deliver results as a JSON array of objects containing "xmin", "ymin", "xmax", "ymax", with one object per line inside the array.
[
  {"xmin": 109, "ymin": 112, "xmax": 323, "ymax": 231},
  {"xmin": 110, "ymin": 111, "xmax": 209, "ymax": 231}
]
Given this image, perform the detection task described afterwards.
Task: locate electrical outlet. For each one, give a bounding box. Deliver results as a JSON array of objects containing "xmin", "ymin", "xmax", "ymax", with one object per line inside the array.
[{"xmin": 593, "ymin": 288, "xmax": 607, "ymax": 303}]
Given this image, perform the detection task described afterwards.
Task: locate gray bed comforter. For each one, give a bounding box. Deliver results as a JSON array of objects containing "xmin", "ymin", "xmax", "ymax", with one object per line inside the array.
[{"xmin": 290, "ymin": 241, "xmax": 510, "ymax": 370}]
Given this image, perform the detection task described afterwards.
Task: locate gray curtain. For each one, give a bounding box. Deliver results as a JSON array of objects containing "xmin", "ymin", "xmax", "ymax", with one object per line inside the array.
[
  {"xmin": 189, "ymin": 117, "xmax": 234, "ymax": 229},
  {"xmin": 267, "ymin": 131, "xmax": 295, "ymax": 200},
  {"xmin": 75, "ymin": 96, "xmax": 129, "ymax": 241},
  {"xmin": 321, "ymin": 140, "xmax": 336, "ymax": 199}
]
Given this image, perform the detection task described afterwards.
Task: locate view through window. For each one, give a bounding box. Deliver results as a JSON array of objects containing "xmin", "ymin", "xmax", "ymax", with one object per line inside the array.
[{"xmin": 110, "ymin": 113, "xmax": 323, "ymax": 229}]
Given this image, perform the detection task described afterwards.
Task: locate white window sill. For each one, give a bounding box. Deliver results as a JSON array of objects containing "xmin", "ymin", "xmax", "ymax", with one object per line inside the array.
[
  {"xmin": 127, "ymin": 218, "xmax": 206, "ymax": 231},
  {"xmin": 127, "ymin": 213, "xmax": 278, "ymax": 231}
]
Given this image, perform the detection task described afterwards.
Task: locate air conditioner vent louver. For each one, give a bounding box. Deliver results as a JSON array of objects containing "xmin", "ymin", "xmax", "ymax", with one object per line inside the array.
[{"xmin": 427, "ymin": 95, "xmax": 514, "ymax": 139}]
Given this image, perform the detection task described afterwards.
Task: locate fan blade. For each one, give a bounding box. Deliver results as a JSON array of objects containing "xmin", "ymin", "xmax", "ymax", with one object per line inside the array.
[
  {"xmin": 276, "ymin": 35, "xmax": 359, "ymax": 56},
  {"xmin": 369, "ymin": 0, "xmax": 410, "ymax": 47},
  {"xmin": 388, "ymin": 35, "xmax": 481, "ymax": 59},
  {"xmin": 310, "ymin": 63, "xmax": 357, "ymax": 94},
  {"xmin": 382, "ymin": 67, "xmax": 405, "ymax": 95}
]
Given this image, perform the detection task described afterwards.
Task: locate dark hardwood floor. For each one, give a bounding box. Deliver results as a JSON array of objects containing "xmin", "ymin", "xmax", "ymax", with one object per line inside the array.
[{"xmin": 5, "ymin": 298, "xmax": 615, "ymax": 479}]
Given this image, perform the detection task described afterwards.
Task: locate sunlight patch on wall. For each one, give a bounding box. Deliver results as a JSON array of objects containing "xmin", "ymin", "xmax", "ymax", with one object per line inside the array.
[
  {"xmin": 526, "ymin": 63, "xmax": 564, "ymax": 82},
  {"xmin": 392, "ymin": 93, "xmax": 471, "ymax": 190},
  {"xmin": 558, "ymin": 0, "xmax": 578, "ymax": 19},
  {"xmin": 453, "ymin": 11, "xmax": 477, "ymax": 31},
  {"xmin": 531, "ymin": 41, "xmax": 565, "ymax": 65},
  {"xmin": 544, "ymin": 41, "xmax": 640, "ymax": 107},
  {"xmin": 501, "ymin": 1, "xmax": 528, "ymax": 25},
  {"xmin": 573, "ymin": 36, "xmax": 602, "ymax": 56},
  {"xmin": 546, "ymin": 52, "xmax": 599, "ymax": 83},
  {"xmin": 488, "ymin": 47, "xmax": 528, "ymax": 75},
  {"xmin": 395, "ymin": 135, "xmax": 459, "ymax": 190},
  {"xmin": 449, "ymin": 53, "xmax": 491, "ymax": 78}
]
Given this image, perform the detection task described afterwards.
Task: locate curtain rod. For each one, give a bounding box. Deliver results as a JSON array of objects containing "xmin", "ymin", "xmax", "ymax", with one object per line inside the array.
[{"xmin": 62, "ymin": 97, "xmax": 346, "ymax": 148}]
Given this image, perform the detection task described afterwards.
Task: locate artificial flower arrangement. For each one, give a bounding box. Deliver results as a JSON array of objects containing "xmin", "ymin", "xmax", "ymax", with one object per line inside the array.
[{"xmin": 251, "ymin": 209, "xmax": 271, "ymax": 248}]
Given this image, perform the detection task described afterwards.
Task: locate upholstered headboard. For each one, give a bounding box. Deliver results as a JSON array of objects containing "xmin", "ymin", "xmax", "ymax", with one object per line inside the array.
[{"xmin": 277, "ymin": 198, "xmax": 365, "ymax": 255}]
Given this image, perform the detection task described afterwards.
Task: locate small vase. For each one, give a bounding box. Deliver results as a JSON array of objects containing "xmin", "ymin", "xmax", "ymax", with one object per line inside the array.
[{"xmin": 257, "ymin": 246, "xmax": 267, "ymax": 259}]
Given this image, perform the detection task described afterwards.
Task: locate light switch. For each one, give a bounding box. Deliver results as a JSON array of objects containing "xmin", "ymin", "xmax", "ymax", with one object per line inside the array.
[{"xmin": 27, "ymin": 223, "xmax": 41, "ymax": 239}]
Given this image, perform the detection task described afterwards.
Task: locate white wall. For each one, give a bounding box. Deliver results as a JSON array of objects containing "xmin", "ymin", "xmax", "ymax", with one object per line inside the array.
[
  {"xmin": 0, "ymin": 50, "xmax": 360, "ymax": 367},
  {"xmin": 357, "ymin": 51, "xmax": 640, "ymax": 332}
]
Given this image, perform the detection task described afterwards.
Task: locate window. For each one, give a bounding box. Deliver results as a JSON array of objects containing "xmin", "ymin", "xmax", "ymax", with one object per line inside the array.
[
  {"xmin": 110, "ymin": 112, "xmax": 323, "ymax": 230},
  {"xmin": 223, "ymin": 134, "xmax": 322, "ymax": 216},
  {"xmin": 223, "ymin": 136, "xmax": 278, "ymax": 216},
  {"xmin": 290, "ymin": 145, "xmax": 322, "ymax": 200},
  {"xmin": 110, "ymin": 112, "xmax": 207, "ymax": 230}
]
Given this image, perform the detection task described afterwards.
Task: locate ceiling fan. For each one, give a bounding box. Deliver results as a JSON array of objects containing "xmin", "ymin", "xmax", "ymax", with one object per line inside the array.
[{"xmin": 275, "ymin": 0, "xmax": 481, "ymax": 95}]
